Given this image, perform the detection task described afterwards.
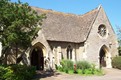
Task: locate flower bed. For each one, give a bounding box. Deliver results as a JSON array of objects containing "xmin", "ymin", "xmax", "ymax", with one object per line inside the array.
[{"xmin": 56, "ymin": 60, "xmax": 103, "ymax": 75}]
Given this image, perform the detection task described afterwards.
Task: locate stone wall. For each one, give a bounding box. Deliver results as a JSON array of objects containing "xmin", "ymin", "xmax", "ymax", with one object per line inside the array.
[
  {"xmin": 85, "ymin": 6, "xmax": 118, "ymax": 68},
  {"xmin": 25, "ymin": 30, "xmax": 54, "ymax": 69},
  {"xmin": 48, "ymin": 41, "xmax": 85, "ymax": 65}
]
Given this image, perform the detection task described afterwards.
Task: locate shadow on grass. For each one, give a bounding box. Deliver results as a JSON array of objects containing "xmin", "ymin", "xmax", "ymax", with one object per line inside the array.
[{"xmin": 32, "ymin": 70, "xmax": 61, "ymax": 80}]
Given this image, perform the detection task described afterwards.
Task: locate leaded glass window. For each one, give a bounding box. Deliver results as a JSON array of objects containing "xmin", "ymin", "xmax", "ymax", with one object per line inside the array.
[
  {"xmin": 98, "ymin": 25, "xmax": 106, "ymax": 37},
  {"xmin": 67, "ymin": 45, "xmax": 72, "ymax": 60}
]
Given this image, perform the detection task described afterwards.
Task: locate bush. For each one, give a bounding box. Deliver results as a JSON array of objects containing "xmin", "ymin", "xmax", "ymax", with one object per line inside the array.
[
  {"xmin": 76, "ymin": 68, "xmax": 103, "ymax": 75},
  {"xmin": 84, "ymin": 69, "xmax": 92, "ymax": 74},
  {"xmin": 76, "ymin": 61, "xmax": 103, "ymax": 75},
  {"xmin": 112, "ymin": 56, "xmax": 121, "ymax": 69},
  {"xmin": 0, "ymin": 65, "xmax": 14, "ymax": 80},
  {"xmin": 11, "ymin": 64, "xmax": 36, "ymax": 80},
  {"xmin": 118, "ymin": 47, "xmax": 121, "ymax": 56},
  {"xmin": 0, "ymin": 64, "xmax": 36, "ymax": 80},
  {"xmin": 56, "ymin": 60, "xmax": 103, "ymax": 75},
  {"xmin": 76, "ymin": 61, "xmax": 91, "ymax": 70},
  {"xmin": 59, "ymin": 59, "xmax": 73, "ymax": 73}
]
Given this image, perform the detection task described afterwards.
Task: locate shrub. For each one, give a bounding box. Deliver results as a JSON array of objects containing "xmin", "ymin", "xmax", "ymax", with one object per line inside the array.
[
  {"xmin": 0, "ymin": 65, "xmax": 14, "ymax": 80},
  {"xmin": 76, "ymin": 61, "xmax": 103, "ymax": 75},
  {"xmin": 56, "ymin": 60, "xmax": 103, "ymax": 75},
  {"xmin": 118, "ymin": 47, "xmax": 121, "ymax": 56},
  {"xmin": 60, "ymin": 59, "xmax": 73, "ymax": 73},
  {"xmin": 0, "ymin": 64, "xmax": 36, "ymax": 80},
  {"xmin": 112, "ymin": 56, "xmax": 121, "ymax": 69},
  {"xmin": 68, "ymin": 70, "xmax": 74, "ymax": 74},
  {"xmin": 77, "ymin": 69, "xmax": 82, "ymax": 74},
  {"xmin": 55, "ymin": 64, "xmax": 63, "ymax": 71},
  {"xmin": 76, "ymin": 61, "xmax": 91, "ymax": 70},
  {"xmin": 11, "ymin": 64, "xmax": 36, "ymax": 80},
  {"xmin": 84, "ymin": 69, "xmax": 92, "ymax": 74}
]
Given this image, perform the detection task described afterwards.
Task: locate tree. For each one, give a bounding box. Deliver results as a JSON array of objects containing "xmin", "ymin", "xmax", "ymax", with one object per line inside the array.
[
  {"xmin": 116, "ymin": 26, "xmax": 121, "ymax": 56},
  {"xmin": 0, "ymin": 0, "xmax": 46, "ymax": 64}
]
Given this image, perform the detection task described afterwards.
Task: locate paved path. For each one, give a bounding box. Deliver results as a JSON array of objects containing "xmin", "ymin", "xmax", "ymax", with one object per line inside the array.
[{"xmin": 33, "ymin": 68, "xmax": 121, "ymax": 80}]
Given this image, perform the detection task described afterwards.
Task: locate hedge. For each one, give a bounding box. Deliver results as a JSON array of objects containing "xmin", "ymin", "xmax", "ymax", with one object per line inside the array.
[{"xmin": 112, "ymin": 56, "xmax": 121, "ymax": 70}]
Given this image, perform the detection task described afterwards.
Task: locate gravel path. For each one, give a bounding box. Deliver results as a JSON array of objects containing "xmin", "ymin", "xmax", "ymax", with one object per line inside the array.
[{"xmin": 33, "ymin": 68, "xmax": 121, "ymax": 80}]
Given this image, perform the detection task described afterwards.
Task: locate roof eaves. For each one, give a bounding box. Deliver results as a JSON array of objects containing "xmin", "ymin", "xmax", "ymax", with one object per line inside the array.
[{"xmin": 47, "ymin": 40, "xmax": 84, "ymax": 43}]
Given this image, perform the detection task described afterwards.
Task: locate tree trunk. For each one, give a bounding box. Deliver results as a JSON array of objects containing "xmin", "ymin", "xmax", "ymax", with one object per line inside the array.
[
  {"xmin": 17, "ymin": 49, "xmax": 27, "ymax": 64},
  {"xmin": 15, "ymin": 43, "xmax": 18, "ymax": 64},
  {"xmin": 0, "ymin": 46, "xmax": 9, "ymax": 64}
]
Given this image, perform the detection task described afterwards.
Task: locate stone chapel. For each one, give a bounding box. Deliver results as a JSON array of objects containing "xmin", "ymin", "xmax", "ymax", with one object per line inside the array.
[{"xmin": 6, "ymin": 5, "xmax": 119, "ymax": 70}]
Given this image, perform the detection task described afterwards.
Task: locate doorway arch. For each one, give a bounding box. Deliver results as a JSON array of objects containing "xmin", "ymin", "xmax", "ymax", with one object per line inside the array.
[
  {"xmin": 99, "ymin": 46, "xmax": 106, "ymax": 67},
  {"xmin": 99, "ymin": 45, "xmax": 112, "ymax": 68},
  {"xmin": 30, "ymin": 42, "xmax": 46, "ymax": 70}
]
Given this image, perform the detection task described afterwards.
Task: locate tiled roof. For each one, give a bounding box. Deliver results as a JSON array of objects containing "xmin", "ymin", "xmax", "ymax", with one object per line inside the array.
[{"xmin": 32, "ymin": 6, "xmax": 100, "ymax": 43}]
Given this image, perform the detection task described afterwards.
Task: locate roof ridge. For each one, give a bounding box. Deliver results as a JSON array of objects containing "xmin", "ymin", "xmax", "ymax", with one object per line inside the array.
[
  {"xmin": 31, "ymin": 6, "xmax": 79, "ymax": 17},
  {"xmin": 98, "ymin": 4, "xmax": 102, "ymax": 10},
  {"xmin": 32, "ymin": 6, "xmax": 100, "ymax": 18},
  {"xmin": 80, "ymin": 7, "xmax": 98, "ymax": 17}
]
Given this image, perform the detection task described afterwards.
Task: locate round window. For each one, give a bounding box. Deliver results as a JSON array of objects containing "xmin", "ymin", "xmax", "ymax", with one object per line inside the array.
[{"xmin": 98, "ymin": 25, "xmax": 106, "ymax": 37}]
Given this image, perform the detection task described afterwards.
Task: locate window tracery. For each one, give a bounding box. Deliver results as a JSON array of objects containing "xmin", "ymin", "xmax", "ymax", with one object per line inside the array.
[{"xmin": 98, "ymin": 25, "xmax": 106, "ymax": 37}]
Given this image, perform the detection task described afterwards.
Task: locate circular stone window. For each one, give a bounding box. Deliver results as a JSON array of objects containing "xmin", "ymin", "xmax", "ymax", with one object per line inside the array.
[{"xmin": 98, "ymin": 25, "xmax": 106, "ymax": 37}]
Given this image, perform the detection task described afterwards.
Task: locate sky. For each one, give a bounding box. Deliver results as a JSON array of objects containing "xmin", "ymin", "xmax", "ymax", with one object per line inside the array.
[{"xmin": 11, "ymin": 0, "xmax": 121, "ymax": 33}]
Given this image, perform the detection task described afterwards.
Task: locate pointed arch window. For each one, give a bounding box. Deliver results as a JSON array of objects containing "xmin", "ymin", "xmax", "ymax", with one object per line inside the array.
[{"xmin": 67, "ymin": 45, "xmax": 72, "ymax": 60}]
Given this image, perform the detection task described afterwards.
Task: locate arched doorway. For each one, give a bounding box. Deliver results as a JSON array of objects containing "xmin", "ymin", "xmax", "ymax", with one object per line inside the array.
[
  {"xmin": 99, "ymin": 47, "xmax": 106, "ymax": 67},
  {"xmin": 31, "ymin": 47, "xmax": 44, "ymax": 70},
  {"xmin": 99, "ymin": 45, "xmax": 112, "ymax": 68}
]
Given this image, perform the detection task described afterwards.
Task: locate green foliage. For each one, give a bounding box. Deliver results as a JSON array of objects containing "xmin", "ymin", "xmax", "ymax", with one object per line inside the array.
[
  {"xmin": 0, "ymin": 0, "xmax": 46, "ymax": 63},
  {"xmin": 112, "ymin": 56, "xmax": 121, "ymax": 69},
  {"xmin": 56, "ymin": 59, "xmax": 73, "ymax": 73},
  {"xmin": 0, "ymin": 64, "xmax": 36, "ymax": 80},
  {"xmin": 0, "ymin": 65, "xmax": 14, "ymax": 80},
  {"xmin": 10, "ymin": 64, "xmax": 36, "ymax": 80},
  {"xmin": 76, "ymin": 61, "xmax": 103, "ymax": 75},
  {"xmin": 56, "ymin": 65, "xmax": 63, "ymax": 72},
  {"xmin": 61, "ymin": 59, "xmax": 74, "ymax": 70},
  {"xmin": 56, "ymin": 60, "xmax": 103, "ymax": 75},
  {"xmin": 0, "ymin": 0, "xmax": 45, "ymax": 47},
  {"xmin": 78, "ymin": 69, "xmax": 103, "ymax": 75},
  {"xmin": 118, "ymin": 47, "xmax": 121, "ymax": 56},
  {"xmin": 84, "ymin": 69, "xmax": 92, "ymax": 74},
  {"xmin": 68, "ymin": 70, "xmax": 74, "ymax": 74},
  {"xmin": 117, "ymin": 26, "xmax": 121, "ymax": 56},
  {"xmin": 76, "ymin": 61, "xmax": 91, "ymax": 70}
]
